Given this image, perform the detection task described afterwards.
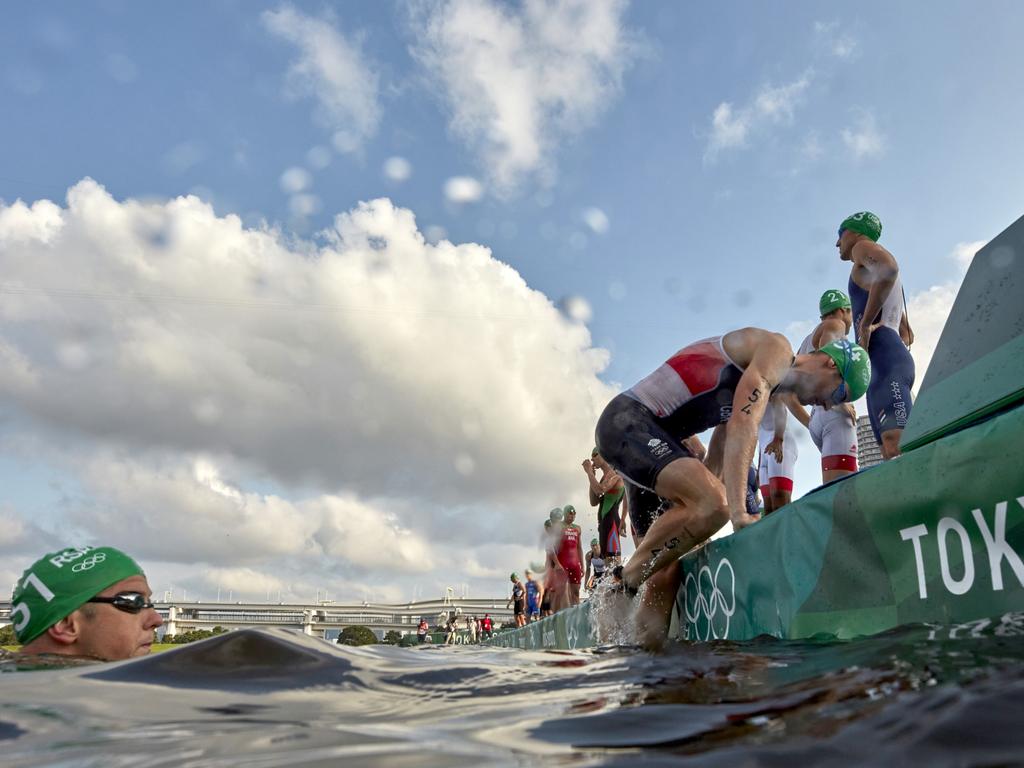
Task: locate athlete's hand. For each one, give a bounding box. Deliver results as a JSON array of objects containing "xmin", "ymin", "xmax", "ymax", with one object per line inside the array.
[
  {"xmin": 731, "ymin": 512, "xmax": 755, "ymax": 532},
  {"xmin": 582, "ymin": 459, "xmax": 593, "ymax": 474},
  {"xmin": 841, "ymin": 403, "xmax": 857, "ymax": 424},
  {"xmin": 857, "ymin": 319, "xmax": 873, "ymax": 351},
  {"xmin": 765, "ymin": 436, "xmax": 784, "ymax": 462}
]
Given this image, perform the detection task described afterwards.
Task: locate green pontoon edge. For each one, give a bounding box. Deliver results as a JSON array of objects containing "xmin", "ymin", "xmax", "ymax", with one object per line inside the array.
[{"xmin": 488, "ymin": 212, "xmax": 1024, "ymax": 651}]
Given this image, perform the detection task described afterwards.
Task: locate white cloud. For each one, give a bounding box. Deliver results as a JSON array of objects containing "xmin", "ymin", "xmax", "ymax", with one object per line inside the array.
[
  {"xmin": 560, "ymin": 295, "xmax": 593, "ymax": 324},
  {"xmin": 383, "ymin": 156, "xmax": 412, "ymax": 182},
  {"xmin": 814, "ymin": 21, "xmax": 858, "ymax": 59},
  {"xmin": 280, "ymin": 166, "xmax": 313, "ymax": 193},
  {"xmin": 0, "ymin": 180, "xmax": 615, "ymax": 576},
  {"xmin": 705, "ymin": 72, "xmax": 812, "ymax": 159},
  {"xmin": 412, "ymin": 0, "xmax": 638, "ymax": 194},
  {"xmin": 841, "ymin": 111, "xmax": 884, "ymax": 159},
  {"xmin": 951, "ymin": 239, "xmax": 986, "ymax": 272},
  {"xmin": 262, "ymin": 5, "xmax": 380, "ymax": 152},
  {"xmin": 906, "ymin": 240, "xmax": 986, "ymax": 391},
  {"xmin": 444, "ymin": 175, "xmax": 484, "ymax": 203},
  {"xmin": 0, "ymin": 198, "xmax": 64, "ymax": 244},
  {"xmin": 582, "ymin": 207, "xmax": 609, "ymax": 235}
]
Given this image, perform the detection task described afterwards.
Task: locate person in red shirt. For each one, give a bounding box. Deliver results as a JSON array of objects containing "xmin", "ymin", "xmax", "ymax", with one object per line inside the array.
[
  {"xmin": 480, "ymin": 614, "xmax": 493, "ymax": 640},
  {"xmin": 556, "ymin": 505, "xmax": 585, "ymax": 606}
]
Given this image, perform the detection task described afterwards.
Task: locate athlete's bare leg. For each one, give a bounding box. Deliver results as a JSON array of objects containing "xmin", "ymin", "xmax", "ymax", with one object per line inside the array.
[
  {"xmin": 633, "ymin": 561, "xmax": 680, "ymax": 651},
  {"xmin": 620, "ymin": 457, "xmax": 729, "ymax": 591},
  {"xmin": 568, "ymin": 582, "xmax": 581, "ymax": 606},
  {"xmin": 822, "ymin": 468, "xmax": 855, "ymax": 483},
  {"xmin": 766, "ymin": 484, "xmax": 791, "ymax": 514},
  {"xmin": 880, "ymin": 429, "xmax": 902, "ymax": 460}
]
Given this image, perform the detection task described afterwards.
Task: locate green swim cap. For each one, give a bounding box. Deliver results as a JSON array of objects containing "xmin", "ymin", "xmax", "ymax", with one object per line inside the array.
[
  {"xmin": 840, "ymin": 211, "xmax": 882, "ymax": 242},
  {"xmin": 819, "ymin": 289, "xmax": 852, "ymax": 317},
  {"xmin": 10, "ymin": 545, "xmax": 145, "ymax": 645},
  {"xmin": 510, "ymin": 572, "xmax": 518, "ymax": 581},
  {"xmin": 549, "ymin": 508, "xmax": 564, "ymax": 521},
  {"xmin": 591, "ymin": 538, "xmax": 599, "ymax": 547},
  {"xmin": 818, "ymin": 339, "xmax": 871, "ymax": 402},
  {"xmin": 562, "ymin": 504, "xmax": 575, "ymax": 515}
]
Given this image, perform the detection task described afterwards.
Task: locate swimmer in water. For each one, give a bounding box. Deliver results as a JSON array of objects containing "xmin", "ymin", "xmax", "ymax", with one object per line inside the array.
[{"xmin": 10, "ymin": 545, "xmax": 163, "ymax": 661}]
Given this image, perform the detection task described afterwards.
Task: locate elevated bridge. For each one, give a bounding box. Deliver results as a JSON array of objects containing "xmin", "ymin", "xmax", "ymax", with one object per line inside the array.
[{"xmin": 0, "ymin": 596, "xmax": 514, "ymax": 641}]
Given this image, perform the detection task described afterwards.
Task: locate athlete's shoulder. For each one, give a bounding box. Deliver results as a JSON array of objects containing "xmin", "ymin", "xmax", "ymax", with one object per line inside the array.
[
  {"xmin": 815, "ymin": 316, "xmax": 847, "ymax": 345},
  {"xmin": 724, "ymin": 328, "xmax": 791, "ymax": 369},
  {"xmin": 852, "ymin": 238, "xmax": 897, "ymax": 266}
]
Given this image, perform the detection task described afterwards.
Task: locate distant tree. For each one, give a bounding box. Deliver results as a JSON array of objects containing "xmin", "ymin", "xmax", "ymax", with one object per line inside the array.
[
  {"xmin": 0, "ymin": 624, "xmax": 17, "ymax": 646},
  {"xmin": 337, "ymin": 625, "xmax": 378, "ymax": 646},
  {"xmin": 383, "ymin": 630, "xmax": 402, "ymax": 645},
  {"xmin": 163, "ymin": 626, "xmax": 228, "ymax": 644}
]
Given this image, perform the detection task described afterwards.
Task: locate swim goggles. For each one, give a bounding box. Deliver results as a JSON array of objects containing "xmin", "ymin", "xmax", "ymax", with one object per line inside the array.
[
  {"xmin": 87, "ymin": 592, "xmax": 156, "ymax": 614},
  {"xmin": 828, "ymin": 344, "xmax": 852, "ymax": 405}
]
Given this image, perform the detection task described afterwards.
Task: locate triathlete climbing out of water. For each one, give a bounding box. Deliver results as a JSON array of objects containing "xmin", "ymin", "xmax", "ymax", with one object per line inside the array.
[
  {"xmin": 838, "ymin": 212, "xmax": 915, "ymax": 459},
  {"xmin": 557, "ymin": 505, "xmax": 585, "ymax": 606},
  {"xmin": 595, "ymin": 328, "xmax": 870, "ymax": 647},
  {"xmin": 585, "ymin": 538, "xmax": 606, "ymax": 590},
  {"xmin": 584, "ymin": 448, "xmax": 626, "ymax": 562},
  {"xmin": 799, "ymin": 289, "xmax": 860, "ymax": 482}
]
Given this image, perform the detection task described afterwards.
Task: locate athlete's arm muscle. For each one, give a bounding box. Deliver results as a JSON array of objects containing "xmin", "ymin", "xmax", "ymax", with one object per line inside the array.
[
  {"xmin": 779, "ymin": 391, "xmax": 810, "ymax": 429},
  {"xmin": 724, "ymin": 333, "xmax": 791, "ymax": 529},
  {"xmin": 853, "ymin": 242, "xmax": 899, "ymax": 348}
]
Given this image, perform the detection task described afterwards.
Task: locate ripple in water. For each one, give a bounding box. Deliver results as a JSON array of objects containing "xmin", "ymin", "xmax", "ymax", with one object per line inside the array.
[{"xmin": 2, "ymin": 616, "xmax": 1024, "ymax": 766}]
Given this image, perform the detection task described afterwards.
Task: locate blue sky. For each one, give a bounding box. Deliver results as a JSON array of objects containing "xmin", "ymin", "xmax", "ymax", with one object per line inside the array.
[{"xmin": 1, "ymin": 1, "xmax": 1022, "ymax": 603}]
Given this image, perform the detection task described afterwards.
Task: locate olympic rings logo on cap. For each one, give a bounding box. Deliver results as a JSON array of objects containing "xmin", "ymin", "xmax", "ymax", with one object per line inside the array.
[
  {"xmin": 71, "ymin": 552, "xmax": 108, "ymax": 573},
  {"xmin": 683, "ymin": 558, "xmax": 736, "ymax": 641}
]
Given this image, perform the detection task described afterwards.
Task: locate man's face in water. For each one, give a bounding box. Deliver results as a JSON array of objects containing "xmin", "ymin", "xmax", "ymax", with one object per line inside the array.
[{"xmin": 74, "ymin": 575, "xmax": 163, "ymax": 661}]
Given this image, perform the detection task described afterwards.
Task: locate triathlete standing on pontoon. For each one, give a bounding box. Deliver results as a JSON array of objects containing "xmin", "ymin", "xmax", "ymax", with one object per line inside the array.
[
  {"xmin": 838, "ymin": 212, "xmax": 915, "ymax": 459},
  {"xmin": 595, "ymin": 328, "xmax": 870, "ymax": 647},
  {"xmin": 798, "ymin": 289, "xmax": 860, "ymax": 482}
]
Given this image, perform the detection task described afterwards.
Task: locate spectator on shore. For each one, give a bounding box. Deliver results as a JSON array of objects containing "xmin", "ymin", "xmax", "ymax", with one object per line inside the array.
[
  {"xmin": 10, "ymin": 545, "xmax": 163, "ymax": 661},
  {"xmin": 417, "ymin": 617, "xmax": 429, "ymax": 644},
  {"xmin": 481, "ymin": 614, "xmax": 493, "ymax": 640},
  {"xmin": 468, "ymin": 615, "xmax": 479, "ymax": 644}
]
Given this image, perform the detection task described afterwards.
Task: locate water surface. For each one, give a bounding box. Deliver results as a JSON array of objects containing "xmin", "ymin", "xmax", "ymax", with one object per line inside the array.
[{"xmin": 2, "ymin": 616, "xmax": 1023, "ymax": 766}]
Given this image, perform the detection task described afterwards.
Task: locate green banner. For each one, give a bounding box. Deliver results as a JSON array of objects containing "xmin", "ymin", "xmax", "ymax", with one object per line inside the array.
[
  {"xmin": 486, "ymin": 606, "xmax": 595, "ymax": 650},
  {"xmin": 674, "ymin": 404, "xmax": 1024, "ymax": 641},
  {"xmin": 492, "ymin": 405, "xmax": 1024, "ymax": 651}
]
